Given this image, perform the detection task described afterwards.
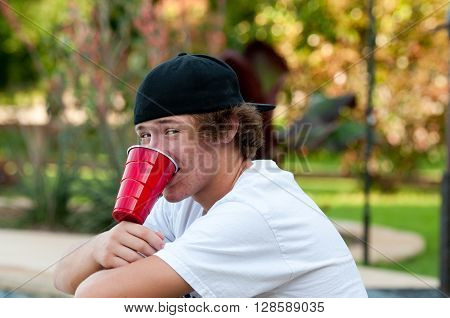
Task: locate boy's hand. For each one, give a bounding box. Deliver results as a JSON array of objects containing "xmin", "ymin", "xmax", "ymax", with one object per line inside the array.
[{"xmin": 93, "ymin": 221, "xmax": 165, "ymax": 269}]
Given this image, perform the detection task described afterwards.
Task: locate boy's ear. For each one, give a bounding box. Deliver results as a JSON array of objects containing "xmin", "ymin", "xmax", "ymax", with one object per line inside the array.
[{"xmin": 221, "ymin": 115, "xmax": 239, "ymax": 144}]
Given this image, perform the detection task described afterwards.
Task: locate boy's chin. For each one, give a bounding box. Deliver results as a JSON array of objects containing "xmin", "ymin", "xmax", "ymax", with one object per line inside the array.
[{"xmin": 162, "ymin": 188, "xmax": 188, "ymax": 203}]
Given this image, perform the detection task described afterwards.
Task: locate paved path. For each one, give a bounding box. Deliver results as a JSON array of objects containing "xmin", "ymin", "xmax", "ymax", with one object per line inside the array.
[
  {"xmin": 0, "ymin": 229, "xmax": 91, "ymax": 297},
  {"xmin": 333, "ymin": 220, "xmax": 425, "ymax": 263},
  {"xmin": 0, "ymin": 223, "xmax": 439, "ymax": 297}
]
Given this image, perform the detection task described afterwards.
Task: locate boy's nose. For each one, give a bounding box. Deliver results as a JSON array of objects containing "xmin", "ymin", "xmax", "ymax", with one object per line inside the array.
[
  {"xmin": 140, "ymin": 135, "xmax": 162, "ymax": 150},
  {"xmin": 148, "ymin": 138, "xmax": 163, "ymax": 150}
]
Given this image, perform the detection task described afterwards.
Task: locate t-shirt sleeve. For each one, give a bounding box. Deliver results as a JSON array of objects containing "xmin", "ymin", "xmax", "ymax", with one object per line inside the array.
[
  {"xmin": 154, "ymin": 201, "xmax": 292, "ymax": 297},
  {"xmin": 143, "ymin": 197, "xmax": 176, "ymax": 243}
]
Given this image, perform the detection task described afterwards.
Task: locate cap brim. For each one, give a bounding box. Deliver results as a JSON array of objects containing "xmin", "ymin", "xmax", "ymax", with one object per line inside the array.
[{"xmin": 247, "ymin": 103, "xmax": 276, "ymax": 112}]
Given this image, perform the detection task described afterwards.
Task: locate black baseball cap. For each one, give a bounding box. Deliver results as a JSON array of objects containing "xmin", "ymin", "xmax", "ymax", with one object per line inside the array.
[{"xmin": 134, "ymin": 52, "xmax": 275, "ymax": 125}]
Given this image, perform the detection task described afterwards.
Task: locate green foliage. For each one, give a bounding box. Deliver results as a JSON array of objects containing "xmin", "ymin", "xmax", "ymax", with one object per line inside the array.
[
  {"xmin": 225, "ymin": 0, "xmax": 447, "ymax": 180},
  {"xmin": 67, "ymin": 171, "xmax": 120, "ymax": 233},
  {"xmin": 14, "ymin": 125, "xmax": 82, "ymax": 227},
  {"xmin": 65, "ymin": 125, "xmax": 134, "ymax": 233},
  {"xmin": 225, "ymin": 0, "xmax": 337, "ymax": 50},
  {"xmin": 0, "ymin": 20, "xmax": 38, "ymax": 92},
  {"xmin": 0, "ymin": 122, "xmax": 135, "ymax": 231}
]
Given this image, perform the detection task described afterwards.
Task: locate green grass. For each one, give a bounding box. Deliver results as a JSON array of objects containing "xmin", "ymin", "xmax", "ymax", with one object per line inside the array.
[
  {"xmin": 283, "ymin": 151, "xmax": 344, "ymax": 174},
  {"xmin": 283, "ymin": 149, "xmax": 445, "ymax": 182},
  {"xmin": 296, "ymin": 176, "xmax": 440, "ymax": 277}
]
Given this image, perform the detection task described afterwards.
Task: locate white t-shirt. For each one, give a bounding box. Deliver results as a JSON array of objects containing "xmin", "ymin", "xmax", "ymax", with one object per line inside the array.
[{"xmin": 144, "ymin": 160, "xmax": 367, "ymax": 298}]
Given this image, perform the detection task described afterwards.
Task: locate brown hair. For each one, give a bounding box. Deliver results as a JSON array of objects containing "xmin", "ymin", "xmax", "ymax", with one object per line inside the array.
[{"xmin": 191, "ymin": 103, "xmax": 264, "ymax": 160}]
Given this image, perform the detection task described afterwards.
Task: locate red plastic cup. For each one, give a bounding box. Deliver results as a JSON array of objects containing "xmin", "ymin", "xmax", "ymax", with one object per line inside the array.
[{"xmin": 112, "ymin": 146, "xmax": 178, "ymax": 224}]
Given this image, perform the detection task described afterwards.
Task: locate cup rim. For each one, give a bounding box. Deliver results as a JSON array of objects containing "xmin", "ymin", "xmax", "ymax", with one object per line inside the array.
[{"xmin": 127, "ymin": 145, "xmax": 179, "ymax": 173}]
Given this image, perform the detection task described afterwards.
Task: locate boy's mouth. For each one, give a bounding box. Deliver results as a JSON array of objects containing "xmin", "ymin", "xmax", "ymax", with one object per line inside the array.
[{"xmin": 167, "ymin": 169, "xmax": 180, "ymax": 187}]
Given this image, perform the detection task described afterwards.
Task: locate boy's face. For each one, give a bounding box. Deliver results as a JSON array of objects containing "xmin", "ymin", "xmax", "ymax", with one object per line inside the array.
[{"xmin": 135, "ymin": 115, "xmax": 219, "ymax": 203}]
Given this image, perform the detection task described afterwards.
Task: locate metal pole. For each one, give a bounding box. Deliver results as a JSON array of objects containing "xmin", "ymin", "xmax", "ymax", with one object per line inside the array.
[
  {"xmin": 363, "ymin": 0, "xmax": 376, "ymax": 266},
  {"xmin": 440, "ymin": 7, "xmax": 450, "ymax": 296}
]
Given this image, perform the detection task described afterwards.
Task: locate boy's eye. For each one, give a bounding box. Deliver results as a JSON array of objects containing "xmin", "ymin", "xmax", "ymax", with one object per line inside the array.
[
  {"xmin": 139, "ymin": 132, "xmax": 151, "ymax": 145},
  {"xmin": 140, "ymin": 132, "xmax": 151, "ymax": 139},
  {"xmin": 165, "ymin": 129, "xmax": 179, "ymax": 135}
]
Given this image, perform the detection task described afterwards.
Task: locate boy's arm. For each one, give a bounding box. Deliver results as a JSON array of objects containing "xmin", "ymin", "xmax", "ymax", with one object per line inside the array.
[
  {"xmin": 74, "ymin": 255, "xmax": 192, "ymax": 297},
  {"xmin": 54, "ymin": 222, "xmax": 165, "ymax": 295},
  {"xmin": 53, "ymin": 236, "xmax": 103, "ymax": 295}
]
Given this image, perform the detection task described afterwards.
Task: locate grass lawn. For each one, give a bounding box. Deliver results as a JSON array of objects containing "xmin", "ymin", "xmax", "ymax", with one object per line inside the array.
[{"xmin": 296, "ymin": 176, "xmax": 440, "ymax": 278}]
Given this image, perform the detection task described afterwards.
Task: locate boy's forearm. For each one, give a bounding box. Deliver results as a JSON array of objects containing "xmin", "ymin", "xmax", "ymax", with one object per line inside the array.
[{"xmin": 53, "ymin": 235, "xmax": 103, "ymax": 295}]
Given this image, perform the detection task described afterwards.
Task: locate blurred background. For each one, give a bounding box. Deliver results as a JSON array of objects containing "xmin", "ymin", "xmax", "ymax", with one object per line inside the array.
[{"xmin": 0, "ymin": 0, "xmax": 448, "ymax": 297}]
